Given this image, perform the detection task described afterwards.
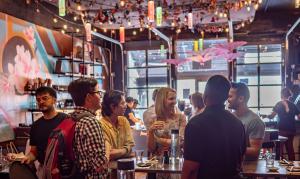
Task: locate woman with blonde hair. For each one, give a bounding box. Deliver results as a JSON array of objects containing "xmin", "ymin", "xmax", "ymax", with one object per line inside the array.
[{"xmin": 147, "ymin": 87, "xmax": 187, "ymax": 155}]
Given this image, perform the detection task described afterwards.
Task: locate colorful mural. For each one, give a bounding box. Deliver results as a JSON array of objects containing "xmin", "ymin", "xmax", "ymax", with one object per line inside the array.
[{"xmin": 0, "ymin": 12, "xmax": 103, "ymax": 142}]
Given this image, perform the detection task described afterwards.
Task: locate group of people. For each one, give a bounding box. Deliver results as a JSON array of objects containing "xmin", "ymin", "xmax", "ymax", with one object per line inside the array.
[{"xmin": 15, "ymin": 75, "xmax": 300, "ymax": 179}]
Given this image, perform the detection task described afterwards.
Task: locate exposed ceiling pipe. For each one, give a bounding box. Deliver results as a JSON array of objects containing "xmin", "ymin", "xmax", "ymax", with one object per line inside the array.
[
  {"xmin": 91, "ymin": 31, "xmax": 124, "ymax": 91},
  {"xmin": 151, "ymin": 28, "xmax": 172, "ymax": 54},
  {"xmin": 285, "ymin": 17, "xmax": 300, "ymax": 85}
]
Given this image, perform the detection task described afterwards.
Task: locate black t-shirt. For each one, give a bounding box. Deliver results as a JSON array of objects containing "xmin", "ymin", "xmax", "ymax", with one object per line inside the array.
[
  {"xmin": 184, "ymin": 104, "xmax": 246, "ymax": 179},
  {"xmin": 124, "ymin": 106, "xmax": 135, "ymax": 126},
  {"xmin": 30, "ymin": 112, "xmax": 67, "ymax": 164},
  {"xmin": 274, "ymin": 100, "xmax": 300, "ymax": 133}
]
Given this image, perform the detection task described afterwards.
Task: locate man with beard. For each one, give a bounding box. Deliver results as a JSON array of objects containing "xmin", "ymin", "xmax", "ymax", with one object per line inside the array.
[
  {"xmin": 21, "ymin": 87, "xmax": 67, "ymax": 172},
  {"xmin": 228, "ymin": 82, "xmax": 265, "ymax": 161}
]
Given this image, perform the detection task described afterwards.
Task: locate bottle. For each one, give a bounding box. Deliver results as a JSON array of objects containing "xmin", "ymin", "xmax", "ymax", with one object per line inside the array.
[
  {"xmin": 163, "ymin": 150, "xmax": 169, "ymax": 164},
  {"xmin": 170, "ymin": 129, "xmax": 179, "ymax": 164}
]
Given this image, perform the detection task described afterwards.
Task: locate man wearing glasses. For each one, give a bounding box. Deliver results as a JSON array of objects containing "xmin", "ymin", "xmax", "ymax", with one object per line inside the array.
[
  {"xmin": 21, "ymin": 86, "xmax": 68, "ymax": 177},
  {"xmin": 68, "ymin": 78, "xmax": 108, "ymax": 178}
]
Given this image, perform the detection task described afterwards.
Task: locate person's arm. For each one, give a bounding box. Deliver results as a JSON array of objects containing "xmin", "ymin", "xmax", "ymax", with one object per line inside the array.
[
  {"xmin": 182, "ymin": 160, "xmax": 199, "ymax": 179},
  {"xmin": 109, "ymin": 148, "xmax": 128, "ymax": 160},
  {"xmin": 128, "ymin": 113, "xmax": 140, "ymax": 124},
  {"xmin": 246, "ymin": 138, "xmax": 263, "ymax": 158},
  {"xmin": 147, "ymin": 121, "xmax": 164, "ymax": 153},
  {"xmin": 122, "ymin": 118, "xmax": 135, "ymax": 155},
  {"xmin": 110, "ymin": 118, "xmax": 135, "ymax": 160},
  {"xmin": 21, "ymin": 146, "xmax": 37, "ymax": 164},
  {"xmin": 268, "ymin": 111, "xmax": 277, "ymax": 119}
]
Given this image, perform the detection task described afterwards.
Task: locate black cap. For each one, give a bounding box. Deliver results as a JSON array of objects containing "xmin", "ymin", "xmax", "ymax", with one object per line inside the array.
[
  {"xmin": 171, "ymin": 129, "xmax": 179, "ymax": 134},
  {"xmin": 117, "ymin": 159, "xmax": 135, "ymax": 170}
]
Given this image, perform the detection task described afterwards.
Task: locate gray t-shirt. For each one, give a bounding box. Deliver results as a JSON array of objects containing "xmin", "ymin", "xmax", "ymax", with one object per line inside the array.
[{"xmin": 234, "ymin": 110, "xmax": 265, "ymax": 160}]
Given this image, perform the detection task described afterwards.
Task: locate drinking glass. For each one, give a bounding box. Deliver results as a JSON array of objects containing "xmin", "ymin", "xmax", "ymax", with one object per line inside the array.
[
  {"xmin": 135, "ymin": 150, "xmax": 144, "ymax": 164},
  {"xmin": 266, "ymin": 152, "xmax": 275, "ymax": 168}
]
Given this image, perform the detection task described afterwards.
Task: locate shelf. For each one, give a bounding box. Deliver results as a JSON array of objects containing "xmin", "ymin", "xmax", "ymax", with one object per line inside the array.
[
  {"xmin": 53, "ymin": 56, "xmax": 103, "ymax": 66},
  {"xmin": 54, "ymin": 72, "xmax": 104, "ymax": 79}
]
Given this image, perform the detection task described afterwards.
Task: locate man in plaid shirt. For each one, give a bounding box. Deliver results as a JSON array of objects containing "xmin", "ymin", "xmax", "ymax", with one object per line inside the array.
[{"xmin": 68, "ymin": 78, "xmax": 108, "ymax": 178}]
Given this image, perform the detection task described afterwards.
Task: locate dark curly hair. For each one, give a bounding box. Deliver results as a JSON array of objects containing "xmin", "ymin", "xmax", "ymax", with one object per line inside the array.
[
  {"xmin": 35, "ymin": 86, "xmax": 57, "ymax": 99},
  {"xmin": 101, "ymin": 90, "xmax": 124, "ymax": 117}
]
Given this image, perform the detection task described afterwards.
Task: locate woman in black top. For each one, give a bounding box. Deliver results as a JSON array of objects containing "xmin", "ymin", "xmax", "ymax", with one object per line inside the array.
[{"xmin": 268, "ymin": 88, "xmax": 300, "ymax": 160}]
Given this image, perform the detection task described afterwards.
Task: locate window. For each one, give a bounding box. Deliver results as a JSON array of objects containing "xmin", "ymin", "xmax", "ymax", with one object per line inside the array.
[
  {"xmin": 236, "ymin": 44, "xmax": 283, "ymax": 115},
  {"xmin": 175, "ymin": 39, "xmax": 228, "ymax": 103},
  {"xmin": 126, "ymin": 49, "xmax": 169, "ymax": 114}
]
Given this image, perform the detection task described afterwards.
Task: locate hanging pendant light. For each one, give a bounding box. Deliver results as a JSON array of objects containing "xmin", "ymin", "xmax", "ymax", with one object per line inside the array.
[
  {"xmin": 148, "ymin": 0, "xmax": 155, "ymax": 22},
  {"xmin": 199, "ymin": 31, "xmax": 204, "ymax": 51},
  {"xmin": 156, "ymin": 5, "xmax": 162, "ymax": 26},
  {"xmin": 199, "ymin": 38, "xmax": 203, "ymax": 51},
  {"xmin": 160, "ymin": 44, "xmax": 165, "ymax": 55},
  {"xmin": 120, "ymin": 25, "xmax": 125, "ymax": 43},
  {"xmin": 85, "ymin": 21, "xmax": 92, "ymax": 42},
  {"xmin": 58, "ymin": 0, "xmax": 66, "ymax": 16},
  {"xmin": 194, "ymin": 40, "xmax": 198, "ymax": 52}
]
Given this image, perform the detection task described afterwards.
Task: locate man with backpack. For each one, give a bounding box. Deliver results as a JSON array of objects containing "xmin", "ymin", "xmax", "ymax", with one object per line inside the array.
[
  {"xmin": 21, "ymin": 87, "xmax": 68, "ymax": 177},
  {"xmin": 67, "ymin": 78, "xmax": 108, "ymax": 178}
]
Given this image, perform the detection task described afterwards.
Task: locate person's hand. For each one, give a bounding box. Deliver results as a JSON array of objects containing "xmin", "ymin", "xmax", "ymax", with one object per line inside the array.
[
  {"xmin": 20, "ymin": 155, "xmax": 32, "ymax": 164},
  {"xmin": 149, "ymin": 121, "xmax": 165, "ymax": 132}
]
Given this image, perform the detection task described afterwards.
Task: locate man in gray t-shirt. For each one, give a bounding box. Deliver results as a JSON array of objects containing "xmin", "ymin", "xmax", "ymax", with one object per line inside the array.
[{"xmin": 228, "ymin": 82, "xmax": 265, "ymax": 161}]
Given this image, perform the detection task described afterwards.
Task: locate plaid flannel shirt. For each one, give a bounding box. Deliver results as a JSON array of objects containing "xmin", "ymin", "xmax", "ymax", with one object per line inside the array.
[{"xmin": 72, "ymin": 107, "xmax": 108, "ymax": 178}]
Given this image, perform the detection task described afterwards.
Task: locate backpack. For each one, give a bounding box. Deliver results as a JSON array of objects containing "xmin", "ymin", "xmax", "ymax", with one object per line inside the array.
[{"xmin": 43, "ymin": 113, "xmax": 91, "ymax": 179}]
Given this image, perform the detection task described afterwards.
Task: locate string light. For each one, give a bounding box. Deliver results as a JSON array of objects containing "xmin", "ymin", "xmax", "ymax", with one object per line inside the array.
[
  {"xmin": 73, "ymin": 16, "xmax": 78, "ymax": 21},
  {"xmin": 225, "ymin": 28, "xmax": 229, "ymax": 32},
  {"xmin": 247, "ymin": 6, "xmax": 251, "ymax": 12},
  {"xmin": 76, "ymin": 28, "xmax": 80, "ymax": 33},
  {"xmin": 77, "ymin": 4, "xmax": 81, "ymax": 11},
  {"xmin": 176, "ymin": 28, "xmax": 181, "ymax": 34},
  {"xmin": 63, "ymin": 24, "xmax": 67, "ymax": 29},
  {"xmin": 103, "ymin": 28, "xmax": 107, "ymax": 33},
  {"xmin": 93, "ymin": 28, "xmax": 97, "ymax": 32},
  {"xmin": 120, "ymin": 0, "xmax": 125, "ymax": 7},
  {"xmin": 53, "ymin": 18, "xmax": 58, "ymax": 23},
  {"xmin": 171, "ymin": 21, "xmax": 175, "ymax": 27},
  {"xmin": 241, "ymin": 22, "xmax": 245, "ymax": 27},
  {"xmin": 111, "ymin": 29, "xmax": 115, "ymax": 34},
  {"xmin": 127, "ymin": 20, "xmax": 131, "ymax": 26},
  {"xmin": 61, "ymin": 29, "xmax": 65, "ymax": 34},
  {"xmin": 258, "ymin": 0, "xmax": 263, "ymax": 4},
  {"xmin": 139, "ymin": 27, "xmax": 144, "ymax": 32},
  {"xmin": 254, "ymin": 3, "xmax": 259, "ymax": 10},
  {"xmin": 132, "ymin": 30, "xmax": 137, "ymax": 35},
  {"xmin": 219, "ymin": 12, "xmax": 224, "ymax": 18}
]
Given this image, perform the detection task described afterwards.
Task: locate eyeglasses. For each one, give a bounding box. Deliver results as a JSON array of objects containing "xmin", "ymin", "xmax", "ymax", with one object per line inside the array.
[{"xmin": 89, "ymin": 90, "xmax": 103, "ymax": 96}]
